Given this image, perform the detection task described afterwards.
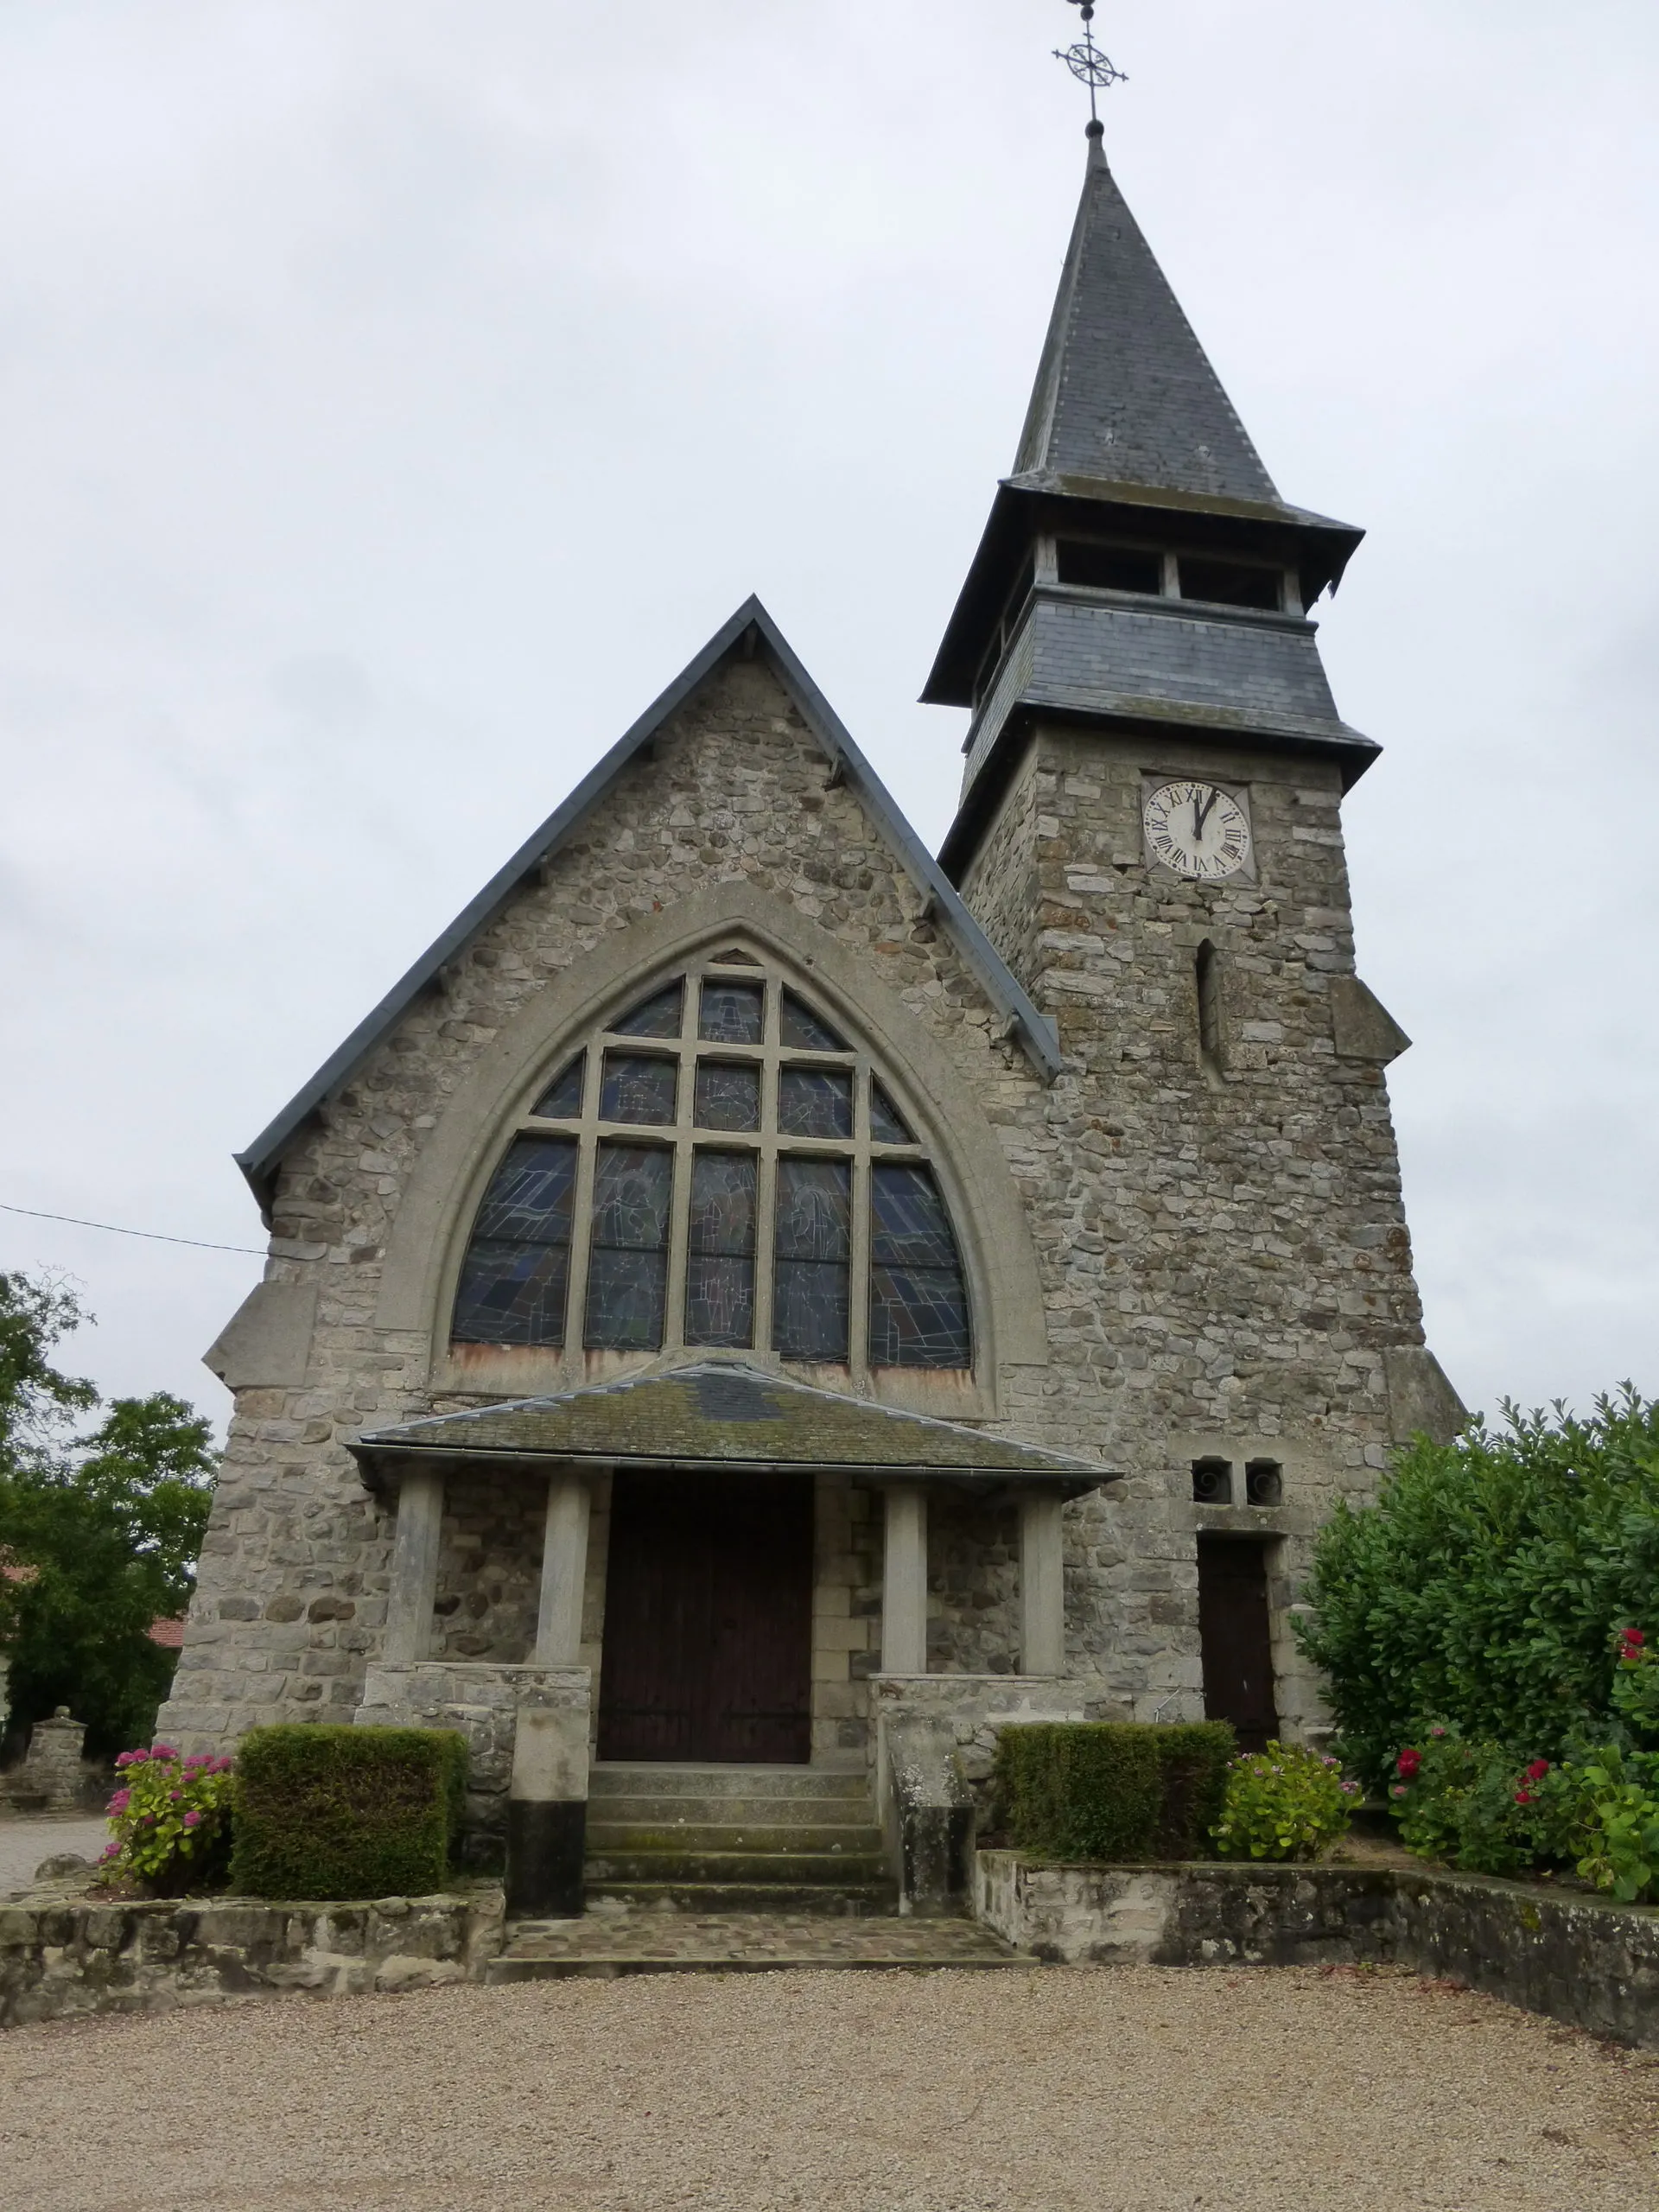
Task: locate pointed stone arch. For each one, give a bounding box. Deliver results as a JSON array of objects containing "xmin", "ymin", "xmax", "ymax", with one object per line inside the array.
[{"xmin": 375, "ymin": 880, "xmax": 1049, "ymax": 1409}]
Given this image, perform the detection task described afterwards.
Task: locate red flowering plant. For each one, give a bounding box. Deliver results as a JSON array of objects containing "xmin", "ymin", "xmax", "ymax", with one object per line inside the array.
[
  {"xmin": 1387, "ymin": 1728, "xmax": 1567, "ymax": 1877},
  {"xmin": 1610, "ymin": 1626, "xmax": 1659, "ymax": 1750},
  {"xmin": 99, "ymin": 1744, "xmax": 235, "ymax": 1896}
]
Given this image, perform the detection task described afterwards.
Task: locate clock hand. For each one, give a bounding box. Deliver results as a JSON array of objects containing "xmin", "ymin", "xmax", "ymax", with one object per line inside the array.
[{"xmin": 1194, "ymin": 789, "xmax": 1220, "ymax": 839}]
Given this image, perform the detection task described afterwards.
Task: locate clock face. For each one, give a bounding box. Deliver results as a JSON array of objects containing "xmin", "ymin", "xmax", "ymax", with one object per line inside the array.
[{"xmin": 1143, "ymin": 779, "xmax": 1252, "ymax": 881}]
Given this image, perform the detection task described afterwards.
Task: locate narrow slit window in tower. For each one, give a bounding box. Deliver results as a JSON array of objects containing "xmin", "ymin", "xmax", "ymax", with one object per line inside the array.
[{"xmin": 1196, "ymin": 940, "xmax": 1224, "ymax": 1080}]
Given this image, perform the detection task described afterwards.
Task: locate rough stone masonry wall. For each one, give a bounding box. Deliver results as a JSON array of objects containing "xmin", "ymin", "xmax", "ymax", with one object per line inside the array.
[
  {"xmin": 430, "ymin": 1471, "xmax": 543, "ymax": 1667},
  {"xmin": 959, "ymin": 723, "xmax": 1430, "ymax": 1725},
  {"xmin": 927, "ymin": 1494, "xmax": 1020, "ymax": 1675},
  {"xmin": 160, "ymin": 657, "xmax": 1050, "ymax": 1753}
]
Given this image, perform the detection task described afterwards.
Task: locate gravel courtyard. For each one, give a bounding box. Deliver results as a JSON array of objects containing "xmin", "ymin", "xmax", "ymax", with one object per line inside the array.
[{"xmin": 2, "ymin": 1964, "xmax": 1656, "ymax": 2211}]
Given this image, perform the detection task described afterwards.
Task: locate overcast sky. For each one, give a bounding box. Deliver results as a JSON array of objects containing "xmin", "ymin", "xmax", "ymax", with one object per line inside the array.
[{"xmin": 2, "ymin": 1, "xmax": 1655, "ymax": 1438}]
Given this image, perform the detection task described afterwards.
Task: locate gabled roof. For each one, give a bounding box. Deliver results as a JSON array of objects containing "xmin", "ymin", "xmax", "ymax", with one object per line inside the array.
[
  {"xmin": 1014, "ymin": 125, "xmax": 1277, "ymax": 507},
  {"xmin": 350, "ymin": 1362, "xmax": 1114, "ymax": 1491},
  {"xmin": 237, "ymin": 597, "xmax": 1063, "ymax": 1217}
]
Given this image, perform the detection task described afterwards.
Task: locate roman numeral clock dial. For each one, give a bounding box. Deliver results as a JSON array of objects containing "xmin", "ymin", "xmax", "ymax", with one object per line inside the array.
[{"xmin": 1142, "ymin": 779, "xmax": 1252, "ymax": 881}]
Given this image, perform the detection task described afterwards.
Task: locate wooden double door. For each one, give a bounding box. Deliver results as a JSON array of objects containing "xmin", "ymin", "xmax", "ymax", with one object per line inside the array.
[
  {"xmin": 1197, "ymin": 1537, "xmax": 1279, "ymax": 1754},
  {"xmin": 596, "ymin": 1470, "xmax": 814, "ymax": 1764}
]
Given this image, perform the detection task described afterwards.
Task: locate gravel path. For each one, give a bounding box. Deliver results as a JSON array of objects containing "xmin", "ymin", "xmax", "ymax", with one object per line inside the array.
[
  {"xmin": 0, "ymin": 1818, "xmax": 106, "ymax": 1897},
  {"xmin": 3, "ymin": 1964, "xmax": 1655, "ymax": 2210}
]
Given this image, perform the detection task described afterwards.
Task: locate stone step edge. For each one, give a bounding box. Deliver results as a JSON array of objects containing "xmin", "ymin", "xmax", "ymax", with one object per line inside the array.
[
  {"xmin": 586, "ymin": 1802, "xmax": 879, "ymax": 1826},
  {"xmin": 586, "ymin": 1858, "xmax": 889, "ymax": 1885},
  {"xmin": 583, "ymin": 1882, "xmax": 898, "ymax": 1914},
  {"xmin": 588, "ymin": 1772, "xmax": 872, "ymax": 1795},
  {"xmin": 485, "ymin": 1955, "xmax": 1039, "ymax": 1982},
  {"xmin": 585, "ymin": 1828, "xmax": 885, "ymax": 1852}
]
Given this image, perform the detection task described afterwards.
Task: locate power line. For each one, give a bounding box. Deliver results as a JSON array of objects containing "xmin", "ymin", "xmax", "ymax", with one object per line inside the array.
[{"xmin": 0, "ymin": 1202, "xmax": 265, "ymax": 1257}]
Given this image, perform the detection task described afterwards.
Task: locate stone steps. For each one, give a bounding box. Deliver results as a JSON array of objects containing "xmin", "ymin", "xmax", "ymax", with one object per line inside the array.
[
  {"xmin": 589, "ymin": 1795, "xmax": 872, "ymax": 1830},
  {"xmin": 587, "ymin": 1847, "xmax": 888, "ymax": 1885},
  {"xmin": 575, "ymin": 1878, "xmax": 898, "ymax": 1916},
  {"xmin": 584, "ymin": 1763, "xmax": 893, "ymax": 1916},
  {"xmin": 588, "ymin": 1764, "xmax": 870, "ymax": 1801},
  {"xmin": 586, "ymin": 1822, "xmax": 881, "ymax": 1854},
  {"xmin": 488, "ymin": 1909, "xmax": 1034, "ymax": 1980}
]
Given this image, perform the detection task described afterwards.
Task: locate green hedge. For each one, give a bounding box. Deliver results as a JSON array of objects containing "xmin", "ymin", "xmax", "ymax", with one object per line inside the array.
[
  {"xmin": 229, "ymin": 1726, "xmax": 469, "ymax": 1900},
  {"xmin": 994, "ymin": 1722, "xmax": 1236, "ymax": 1860},
  {"xmin": 1297, "ymin": 1390, "xmax": 1659, "ymax": 1782}
]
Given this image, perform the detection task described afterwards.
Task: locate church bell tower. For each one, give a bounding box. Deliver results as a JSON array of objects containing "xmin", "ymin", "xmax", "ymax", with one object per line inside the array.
[{"xmin": 930, "ymin": 32, "xmax": 1463, "ymax": 1741}]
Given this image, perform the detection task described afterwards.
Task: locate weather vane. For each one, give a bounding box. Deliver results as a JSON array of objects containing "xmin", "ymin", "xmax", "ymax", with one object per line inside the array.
[{"xmin": 1054, "ymin": 1, "xmax": 1128, "ymax": 129}]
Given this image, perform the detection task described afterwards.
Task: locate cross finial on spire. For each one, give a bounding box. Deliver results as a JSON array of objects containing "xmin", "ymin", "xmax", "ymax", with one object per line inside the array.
[{"xmin": 1053, "ymin": 2, "xmax": 1127, "ymax": 135}]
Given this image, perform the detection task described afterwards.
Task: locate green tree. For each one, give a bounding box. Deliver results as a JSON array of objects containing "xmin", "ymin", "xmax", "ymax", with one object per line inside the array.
[
  {"xmin": 0, "ymin": 1271, "xmax": 216, "ymax": 1755},
  {"xmin": 1295, "ymin": 1389, "xmax": 1659, "ymax": 1783}
]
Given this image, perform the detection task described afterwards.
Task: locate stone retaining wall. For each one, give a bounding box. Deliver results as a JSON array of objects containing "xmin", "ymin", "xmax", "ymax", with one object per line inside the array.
[
  {"xmin": 976, "ymin": 1852, "xmax": 1659, "ymax": 2050},
  {"xmin": 0, "ymin": 1890, "xmax": 504, "ymax": 2029}
]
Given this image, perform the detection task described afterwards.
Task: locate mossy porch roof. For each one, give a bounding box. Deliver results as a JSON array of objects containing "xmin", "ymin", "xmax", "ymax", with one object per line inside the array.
[{"xmin": 351, "ymin": 1363, "xmax": 1113, "ymax": 1490}]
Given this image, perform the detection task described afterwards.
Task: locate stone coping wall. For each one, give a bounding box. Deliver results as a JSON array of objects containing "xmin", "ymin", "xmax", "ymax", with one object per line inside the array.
[
  {"xmin": 976, "ymin": 1852, "xmax": 1659, "ymax": 2051},
  {"xmin": 0, "ymin": 1888, "xmax": 504, "ymax": 2030}
]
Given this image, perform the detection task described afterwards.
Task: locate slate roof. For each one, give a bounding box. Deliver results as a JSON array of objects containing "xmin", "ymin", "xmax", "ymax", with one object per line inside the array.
[
  {"xmin": 1013, "ymin": 126, "xmax": 1278, "ymax": 507},
  {"xmin": 237, "ymin": 597, "xmax": 1062, "ymax": 1219},
  {"xmin": 923, "ymin": 132, "xmax": 1364, "ymax": 711},
  {"xmin": 350, "ymin": 1363, "xmax": 1114, "ymax": 1491}
]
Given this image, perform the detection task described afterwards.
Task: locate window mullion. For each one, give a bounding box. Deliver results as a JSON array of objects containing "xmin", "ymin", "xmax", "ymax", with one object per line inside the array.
[
  {"xmin": 849, "ymin": 1149, "xmax": 871, "ymax": 1378},
  {"xmin": 664, "ymin": 1063, "xmax": 695, "ymax": 1347},
  {"xmin": 755, "ymin": 1135, "xmax": 778, "ymax": 1356},
  {"xmin": 563, "ymin": 1041, "xmax": 602, "ymax": 1354}
]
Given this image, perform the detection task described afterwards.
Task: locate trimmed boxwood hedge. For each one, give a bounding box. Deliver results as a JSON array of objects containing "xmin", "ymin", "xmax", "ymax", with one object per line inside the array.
[
  {"xmin": 994, "ymin": 1722, "xmax": 1236, "ymax": 1860},
  {"xmin": 229, "ymin": 1726, "xmax": 469, "ymax": 1900}
]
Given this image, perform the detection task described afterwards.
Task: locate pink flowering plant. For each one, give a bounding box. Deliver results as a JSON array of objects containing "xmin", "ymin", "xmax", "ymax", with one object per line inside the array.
[
  {"xmin": 1211, "ymin": 1741, "xmax": 1358, "ymax": 1862},
  {"xmin": 100, "ymin": 1744, "xmax": 235, "ymax": 1895}
]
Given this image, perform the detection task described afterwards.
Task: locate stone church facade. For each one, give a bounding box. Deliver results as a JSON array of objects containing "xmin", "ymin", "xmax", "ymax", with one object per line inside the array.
[{"xmin": 160, "ymin": 121, "xmax": 1461, "ymax": 1914}]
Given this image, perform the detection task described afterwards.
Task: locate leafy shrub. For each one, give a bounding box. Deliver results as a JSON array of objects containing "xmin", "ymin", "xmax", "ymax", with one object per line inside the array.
[
  {"xmin": 1211, "ymin": 1742, "xmax": 1357, "ymax": 1861},
  {"xmin": 1385, "ymin": 1729, "xmax": 1567, "ymax": 1878},
  {"xmin": 1383, "ymin": 1721, "xmax": 1659, "ymax": 1901},
  {"xmin": 99, "ymin": 1743, "xmax": 235, "ymax": 1895},
  {"xmin": 0, "ymin": 1272, "xmax": 215, "ymax": 1756},
  {"xmin": 994, "ymin": 1722, "xmax": 1235, "ymax": 1860},
  {"xmin": 1568, "ymin": 1745, "xmax": 1659, "ymax": 1903},
  {"xmin": 229, "ymin": 1726, "xmax": 468, "ymax": 1900},
  {"xmin": 1296, "ymin": 1389, "xmax": 1659, "ymax": 1782},
  {"xmin": 1610, "ymin": 1626, "xmax": 1659, "ymax": 1749}
]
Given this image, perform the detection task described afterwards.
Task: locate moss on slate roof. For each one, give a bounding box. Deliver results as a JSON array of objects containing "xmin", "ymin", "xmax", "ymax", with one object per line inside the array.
[{"xmin": 352, "ymin": 1363, "xmax": 1108, "ymax": 1484}]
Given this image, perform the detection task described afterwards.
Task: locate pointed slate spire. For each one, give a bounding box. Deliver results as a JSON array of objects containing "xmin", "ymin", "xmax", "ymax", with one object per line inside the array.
[{"xmin": 1012, "ymin": 123, "xmax": 1278, "ymax": 506}]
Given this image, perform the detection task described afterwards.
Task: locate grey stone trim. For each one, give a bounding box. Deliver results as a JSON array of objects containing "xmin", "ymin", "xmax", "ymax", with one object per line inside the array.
[
  {"xmin": 1331, "ymin": 976, "xmax": 1412, "ymax": 1065},
  {"xmin": 1383, "ymin": 1348, "xmax": 1468, "ymax": 1446},
  {"xmin": 236, "ymin": 600, "xmax": 1060, "ymax": 1217},
  {"xmin": 202, "ymin": 1281, "xmax": 318, "ymax": 1390}
]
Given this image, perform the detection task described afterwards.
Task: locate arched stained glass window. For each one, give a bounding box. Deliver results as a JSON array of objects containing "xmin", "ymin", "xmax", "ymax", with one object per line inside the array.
[{"xmin": 449, "ymin": 955, "xmax": 973, "ymax": 1371}]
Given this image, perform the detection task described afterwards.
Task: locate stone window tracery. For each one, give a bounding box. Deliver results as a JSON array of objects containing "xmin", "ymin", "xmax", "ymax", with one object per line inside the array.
[{"xmin": 450, "ymin": 954, "xmax": 973, "ymax": 1371}]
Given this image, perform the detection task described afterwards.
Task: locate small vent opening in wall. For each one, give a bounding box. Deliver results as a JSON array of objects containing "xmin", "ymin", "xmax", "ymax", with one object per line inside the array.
[
  {"xmin": 1245, "ymin": 1460, "xmax": 1284, "ymax": 1508},
  {"xmin": 1192, "ymin": 1458, "xmax": 1233, "ymax": 1505}
]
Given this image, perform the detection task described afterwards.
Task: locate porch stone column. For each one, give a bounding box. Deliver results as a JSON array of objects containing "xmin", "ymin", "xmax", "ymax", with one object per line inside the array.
[
  {"xmin": 383, "ymin": 1465, "xmax": 445, "ymax": 1666},
  {"xmin": 1020, "ymin": 1488, "xmax": 1065, "ymax": 1677},
  {"xmin": 882, "ymin": 1484, "xmax": 928, "ymax": 1675},
  {"xmin": 533, "ymin": 1472, "xmax": 591, "ymax": 1668}
]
